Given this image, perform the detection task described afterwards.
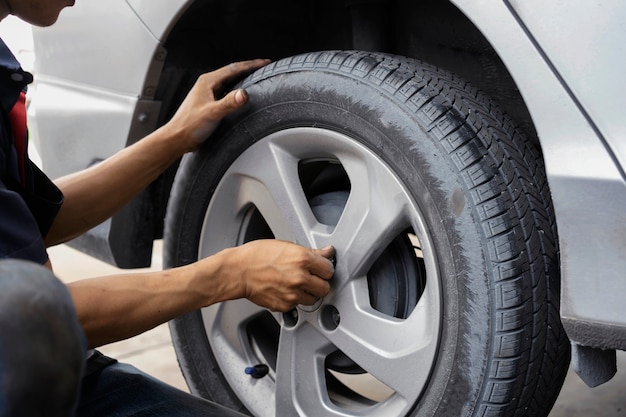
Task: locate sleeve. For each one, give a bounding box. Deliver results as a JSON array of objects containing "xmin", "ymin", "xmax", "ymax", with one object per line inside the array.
[
  {"xmin": 0, "ymin": 176, "xmax": 49, "ymax": 264},
  {"xmin": 0, "ymin": 126, "xmax": 51, "ymax": 264}
]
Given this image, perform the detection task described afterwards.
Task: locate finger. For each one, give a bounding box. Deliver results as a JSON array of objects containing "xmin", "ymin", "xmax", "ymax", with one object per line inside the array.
[
  {"xmin": 301, "ymin": 275, "xmax": 331, "ymax": 298},
  {"xmin": 224, "ymin": 59, "xmax": 271, "ymax": 78},
  {"xmin": 309, "ymin": 246, "xmax": 336, "ymax": 279},
  {"xmin": 298, "ymin": 291, "xmax": 322, "ymax": 306},
  {"xmin": 314, "ymin": 245, "xmax": 335, "ymax": 259},
  {"xmin": 206, "ymin": 59, "xmax": 271, "ymax": 90}
]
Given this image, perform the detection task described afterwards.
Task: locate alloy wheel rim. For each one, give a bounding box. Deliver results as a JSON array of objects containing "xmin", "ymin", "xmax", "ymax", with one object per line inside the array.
[{"xmin": 198, "ymin": 127, "xmax": 442, "ymax": 416}]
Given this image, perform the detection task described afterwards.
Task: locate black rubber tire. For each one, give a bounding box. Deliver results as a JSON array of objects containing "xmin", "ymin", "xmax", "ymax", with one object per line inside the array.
[{"xmin": 164, "ymin": 51, "xmax": 570, "ymax": 416}]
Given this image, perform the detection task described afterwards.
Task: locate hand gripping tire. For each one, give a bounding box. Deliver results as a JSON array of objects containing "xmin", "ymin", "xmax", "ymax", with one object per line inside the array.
[{"xmin": 164, "ymin": 51, "xmax": 570, "ymax": 417}]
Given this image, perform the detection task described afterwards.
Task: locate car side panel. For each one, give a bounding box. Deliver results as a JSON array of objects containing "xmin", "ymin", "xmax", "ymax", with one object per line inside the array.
[
  {"xmin": 34, "ymin": 0, "xmax": 157, "ymax": 95},
  {"xmin": 28, "ymin": 81, "xmax": 138, "ymax": 179},
  {"xmin": 30, "ymin": 0, "xmax": 161, "ymax": 178},
  {"xmin": 508, "ymin": 0, "xmax": 626, "ymax": 170}
]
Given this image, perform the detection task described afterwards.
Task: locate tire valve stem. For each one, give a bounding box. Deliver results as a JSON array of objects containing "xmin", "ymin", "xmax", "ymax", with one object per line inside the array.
[{"xmin": 245, "ymin": 364, "xmax": 269, "ymax": 379}]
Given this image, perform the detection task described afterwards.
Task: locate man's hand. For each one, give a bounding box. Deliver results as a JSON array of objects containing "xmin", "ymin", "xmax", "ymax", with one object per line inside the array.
[
  {"xmin": 164, "ymin": 59, "xmax": 271, "ymax": 152},
  {"xmin": 201, "ymin": 240, "xmax": 336, "ymax": 312}
]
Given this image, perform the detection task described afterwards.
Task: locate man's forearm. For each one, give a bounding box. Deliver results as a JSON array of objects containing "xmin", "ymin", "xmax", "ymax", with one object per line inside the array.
[{"xmin": 66, "ymin": 257, "xmax": 236, "ymax": 349}]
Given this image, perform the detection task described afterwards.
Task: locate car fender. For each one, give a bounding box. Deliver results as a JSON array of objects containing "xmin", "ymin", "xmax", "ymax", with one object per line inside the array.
[{"xmin": 452, "ymin": 0, "xmax": 626, "ymax": 350}]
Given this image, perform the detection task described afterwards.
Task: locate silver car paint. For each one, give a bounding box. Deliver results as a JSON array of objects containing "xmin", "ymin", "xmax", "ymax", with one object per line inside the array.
[{"xmin": 29, "ymin": 0, "xmax": 178, "ymax": 178}]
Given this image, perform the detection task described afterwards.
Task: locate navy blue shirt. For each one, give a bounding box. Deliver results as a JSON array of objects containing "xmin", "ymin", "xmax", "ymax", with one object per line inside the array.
[{"xmin": 0, "ymin": 38, "xmax": 63, "ymax": 264}]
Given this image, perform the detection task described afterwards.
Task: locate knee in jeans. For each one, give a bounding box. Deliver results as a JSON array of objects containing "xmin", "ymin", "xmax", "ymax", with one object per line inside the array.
[
  {"xmin": 0, "ymin": 260, "xmax": 86, "ymax": 416},
  {"xmin": 0, "ymin": 259, "xmax": 69, "ymax": 304},
  {"xmin": 0, "ymin": 259, "xmax": 85, "ymax": 349}
]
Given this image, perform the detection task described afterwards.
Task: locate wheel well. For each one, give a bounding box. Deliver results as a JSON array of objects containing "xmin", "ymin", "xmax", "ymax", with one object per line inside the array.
[
  {"xmin": 137, "ymin": 0, "xmax": 541, "ymax": 267},
  {"xmin": 155, "ymin": 0, "xmax": 538, "ymax": 145}
]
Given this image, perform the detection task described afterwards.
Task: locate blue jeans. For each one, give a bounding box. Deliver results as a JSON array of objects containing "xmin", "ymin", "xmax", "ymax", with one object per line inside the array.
[
  {"xmin": 77, "ymin": 360, "xmax": 247, "ymax": 417},
  {"xmin": 0, "ymin": 260, "xmax": 246, "ymax": 417}
]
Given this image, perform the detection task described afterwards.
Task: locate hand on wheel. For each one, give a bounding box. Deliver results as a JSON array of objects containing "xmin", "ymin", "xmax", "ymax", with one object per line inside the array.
[
  {"xmin": 164, "ymin": 59, "xmax": 271, "ymax": 152},
  {"xmin": 221, "ymin": 240, "xmax": 335, "ymax": 312}
]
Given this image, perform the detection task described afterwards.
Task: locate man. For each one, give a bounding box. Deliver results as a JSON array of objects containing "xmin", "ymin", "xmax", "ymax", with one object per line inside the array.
[{"xmin": 0, "ymin": 0, "xmax": 335, "ymax": 416}]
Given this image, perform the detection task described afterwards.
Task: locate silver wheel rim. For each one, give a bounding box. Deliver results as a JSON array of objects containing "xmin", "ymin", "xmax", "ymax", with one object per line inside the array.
[{"xmin": 198, "ymin": 127, "xmax": 442, "ymax": 417}]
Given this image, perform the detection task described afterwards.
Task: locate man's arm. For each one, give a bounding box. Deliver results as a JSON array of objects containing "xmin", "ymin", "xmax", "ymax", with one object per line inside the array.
[
  {"xmin": 45, "ymin": 59, "xmax": 270, "ymax": 246},
  {"xmin": 40, "ymin": 59, "xmax": 336, "ymax": 350},
  {"xmin": 65, "ymin": 240, "xmax": 335, "ymax": 349}
]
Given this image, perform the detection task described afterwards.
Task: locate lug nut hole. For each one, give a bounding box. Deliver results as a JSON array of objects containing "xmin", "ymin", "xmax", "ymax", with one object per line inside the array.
[
  {"xmin": 283, "ymin": 309, "xmax": 299, "ymax": 327},
  {"xmin": 321, "ymin": 305, "xmax": 340, "ymax": 331}
]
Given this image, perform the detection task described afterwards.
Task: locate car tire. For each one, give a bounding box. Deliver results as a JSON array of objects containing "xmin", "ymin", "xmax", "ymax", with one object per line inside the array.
[{"xmin": 164, "ymin": 51, "xmax": 570, "ymax": 417}]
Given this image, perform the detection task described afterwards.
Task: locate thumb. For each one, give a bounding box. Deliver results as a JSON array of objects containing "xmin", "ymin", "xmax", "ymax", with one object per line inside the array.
[
  {"xmin": 232, "ymin": 89, "xmax": 249, "ymax": 105},
  {"xmin": 217, "ymin": 89, "xmax": 248, "ymax": 116},
  {"xmin": 314, "ymin": 245, "xmax": 336, "ymax": 261},
  {"xmin": 195, "ymin": 89, "xmax": 248, "ymax": 144}
]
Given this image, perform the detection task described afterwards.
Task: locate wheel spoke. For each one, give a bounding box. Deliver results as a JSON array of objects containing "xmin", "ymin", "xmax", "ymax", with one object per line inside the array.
[
  {"xmin": 203, "ymin": 299, "xmax": 266, "ymax": 353},
  {"xmin": 202, "ymin": 300, "xmax": 281, "ymax": 416},
  {"xmin": 325, "ymin": 280, "xmax": 439, "ymax": 399},
  {"xmin": 274, "ymin": 324, "xmax": 336, "ymax": 416},
  {"xmin": 331, "ymin": 153, "xmax": 414, "ymax": 283}
]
